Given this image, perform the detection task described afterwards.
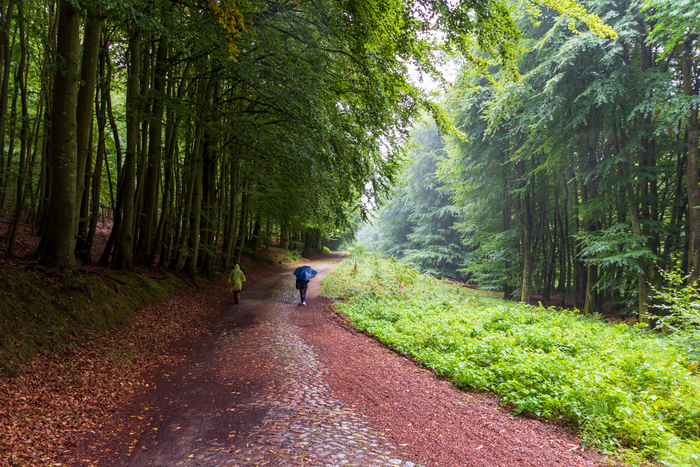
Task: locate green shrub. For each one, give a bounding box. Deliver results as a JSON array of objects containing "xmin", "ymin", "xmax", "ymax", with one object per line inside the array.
[
  {"xmin": 652, "ymin": 260, "xmax": 700, "ymax": 362},
  {"xmin": 323, "ymin": 246, "xmax": 331, "ymax": 253},
  {"xmin": 282, "ymin": 249, "xmax": 303, "ymax": 263},
  {"xmin": 322, "ymin": 252, "xmax": 700, "ymax": 466}
]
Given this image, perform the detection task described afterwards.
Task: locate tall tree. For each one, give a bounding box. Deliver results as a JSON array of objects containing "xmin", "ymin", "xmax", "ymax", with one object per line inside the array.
[{"xmin": 39, "ymin": 0, "xmax": 81, "ymax": 272}]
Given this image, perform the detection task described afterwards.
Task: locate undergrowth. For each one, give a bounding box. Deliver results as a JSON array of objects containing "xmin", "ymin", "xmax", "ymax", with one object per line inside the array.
[{"xmin": 321, "ymin": 247, "xmax": 700, "ymax": 467}]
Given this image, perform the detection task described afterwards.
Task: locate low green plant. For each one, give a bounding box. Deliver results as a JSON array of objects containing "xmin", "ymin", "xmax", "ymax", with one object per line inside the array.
[
  {"xmin": 323, "ymin": 246, "xmax": 331, "ymax": 254},
  {"xmin": 282, "ymin": 249, "xmax": 303, "ymax": 263},
  {"xmin": 322, "ymin": 252, "xmax": 700, "ymax": 466},
  {"xmin": 652, "ymin": 260, "xmax": 700, "ymax": 363}
]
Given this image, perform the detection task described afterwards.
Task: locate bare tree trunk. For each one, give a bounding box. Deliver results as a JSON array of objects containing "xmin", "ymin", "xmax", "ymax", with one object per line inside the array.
[
  {"xmin": 134, "ymin": 37, "xmax": 152, "ymax": 247},
  {"xmin": 7, "ymin": 0, "xmax": 28, "ymax": 256},
  {"xmin": 0, "ymin": 0, "xmax": 14, "ymax": 215},
  {"xmin": 183, "ymin": 75, "xmax": 212, "ymax": 275},
  {"xmin": 521, "ymin": 160, "xmax": 533, "ymax": 304},
  {"xmin": 682, "ymin": 39, "xmax": 700, "ymax": 281},
  {"xmin": 136, "ymin": 41, "xmax": 167, "ymax": 262},
  {"xmin": 223, "ymin": 158, "xmax": 240, "ymax": 270},
  {"xmin": 627, "ymin": 177, "xmax": 649, "ymax": 323},
  {"xmin": 34, "ymin": 1, "xmax": 57, "ymax": 238},
  {"xmin": 74, "ymin": 7, "xmax": 102, "ymax": 256},
  {"xmin": 234, "ymin": 182, "xmax": 250, "ymax": 264},
  {"xmin": 39, "ymin": 0, "xmax": 81, "ymax": 272},
  {"xmin": 83, "ymin": 42, "xmax": 108, "ymax": 263},
  {"xmin": 114, "ymin": 25, "xmax": 140, "ymax": 270}
]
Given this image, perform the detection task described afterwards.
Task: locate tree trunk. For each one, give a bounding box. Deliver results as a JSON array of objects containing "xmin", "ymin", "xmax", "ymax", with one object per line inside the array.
[
  {"xmin": 627, "ymin": 177, "xmax": 649, "ymax": 324},
  {"xmin": 182, "ymin": 76, "xmax": 210, "ymax": 275},
  {"xmin": 135, "ymin": 41, "xmax": 167, "ymax": 262},
  {"xmin": 171, "ymin": 136, "xmax": 195, "ymax": 271},
  {"xmin": 34, "ymin": 1, "xmax": 57, "ymax": 238},
  {"xmin": 114, "ymin": 25, "xmax": 140, "ymax": 270},
  {"xmin": 39, "ymin": 0, "xmax": 81, "ymax": 272},
  {"xmin": 223, "ymin": 158, "xmax": 240, "ymax": 270},
  {"xmin": 0, "ymin": 0, "xmax": 14, "ymax": 216},
  {"xmin": 134, "ymin": 38, "xmax": 152, "ymax": 246},
  {"xmin": 235, "ymin": 183, "xmax": 250, "ymax": 264},
  {"xmin": 682, "ymin": 39, "xmax": 700, "ymax": 281},
  {"xmin": 151, "ymin": 67, "xmax": 189, "ymax": 265},
  {"xmin": 83, "ymin": 42, "xmax": 109, "ymax": 263},
  {"xmin": 200, "ymin": 79, "xmax": 220, "ymax": 277},
  {"xmin": 74, "ymin": 7, "xmax": 103, "ymax": 256},
  {"xmin": 583, "ymin": 265, "xmax": 596, "ymax": 315},
  {"xmin": 501, "ymin": 152, "xmax": 513, "ymax": 300},
  {"xmin": 521, "ymin": 160, "xmax": 533, "ymax": 304},
  {"xmin": 7, "ymin": 0, "xmax": 28, "ymax": 257}
]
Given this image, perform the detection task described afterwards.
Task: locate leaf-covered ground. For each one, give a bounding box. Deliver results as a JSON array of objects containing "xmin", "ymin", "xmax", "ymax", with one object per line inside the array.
[
  {"xmin": 0, "ymin": 278, "xmax": 228, "ymax": 466},
  {"xmin": 55, "ymin": 253, "xmax": 608, "ymax": 467},
  {"xmin": 0, "ymin": 246, "xmax": 286, "ymax": 466}
]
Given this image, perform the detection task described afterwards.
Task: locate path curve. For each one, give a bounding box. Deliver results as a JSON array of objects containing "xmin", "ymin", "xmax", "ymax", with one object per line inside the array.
[{"xmin": 94, "ymin": 253, "xmax": 606, "ymax": 467}]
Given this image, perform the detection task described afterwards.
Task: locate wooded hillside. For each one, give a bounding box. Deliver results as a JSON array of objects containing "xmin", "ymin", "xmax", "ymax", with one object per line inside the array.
[{"xmin": 364, "ymin": 0, "xmax": 700, "ymax": 322}]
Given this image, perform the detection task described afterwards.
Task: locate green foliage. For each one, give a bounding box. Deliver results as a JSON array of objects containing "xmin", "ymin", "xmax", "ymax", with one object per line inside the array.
[
  {"xmin": 323, "ymin": 246, "xmax": 331, "ymax": 254},
  {"xmin": 322, "ymin": 253, "xmax": 700, "ymax": 466},
  {"xmin": 358, "ymin": 119, "xmax": 468, "ymax": 279},
  {"xmin": 653, "ymin": 261, "xmax": 700, "ymax": 362},
  {"xmin": 282, "ymin": 249, "xmax": 303, "ymax": 264}
]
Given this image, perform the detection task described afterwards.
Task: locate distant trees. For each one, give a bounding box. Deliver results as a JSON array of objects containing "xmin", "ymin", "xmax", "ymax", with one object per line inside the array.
[{"xmin": 367, "ymin": 120, "xmax": 466, "ymax": 278}]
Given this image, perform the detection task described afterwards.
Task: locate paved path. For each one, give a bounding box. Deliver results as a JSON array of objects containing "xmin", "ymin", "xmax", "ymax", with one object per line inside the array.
[{"xmin": 115, "ymin": 254, "xmax": 418, "ymax": 467}]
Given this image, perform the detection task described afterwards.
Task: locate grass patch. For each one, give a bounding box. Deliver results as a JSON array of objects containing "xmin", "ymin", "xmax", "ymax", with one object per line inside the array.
[
  {"xmin": 321, "ymin": 250, "xmax": 700, "ymax": 467},
  {"xmin": 0, "ymin": 261, "xmax": 186, "ymax": 373}
]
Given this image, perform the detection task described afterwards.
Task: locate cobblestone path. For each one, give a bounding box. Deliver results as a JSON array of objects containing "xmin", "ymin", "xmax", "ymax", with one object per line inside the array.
[
  {"xmin": 125, "ymin": 256, "xmax": 420, "ymax": 467},
  {"xmin": 220, "ymin": 320, "xmax": 417, "ymax": 467}
]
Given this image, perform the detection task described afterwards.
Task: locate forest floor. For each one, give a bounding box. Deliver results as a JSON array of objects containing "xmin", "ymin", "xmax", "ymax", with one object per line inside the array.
[{"xmin": 37, "ymin": 252, "xmax": 612, "ymax": 467}]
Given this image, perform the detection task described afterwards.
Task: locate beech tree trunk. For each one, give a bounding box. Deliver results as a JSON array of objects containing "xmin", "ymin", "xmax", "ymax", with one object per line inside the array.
[
  {"xmin": 135, "ymin": 41, "xmax": 167, "ymax": 263},
  {"xmin": 74, "ymin": 7, "xmax": 102, "ymax": 256},
  {"xmin": 0, "ymin": 0, "xmax": 14, "ymax": 217},
  {"xmin": 7, "ymin": 0, "xmax": 28, "ymax": 257},
  {"xmin": 83, "ymin": 43, "xmax": 109, "ymax": 263},
  {"xmin": 40, "ymin": 0, "xmax": 81, "ymax": 272},
  {"xmin": 223, "ymin": 158, "xmax": 240, "ymax": 270},
  {"xmin": 114, "ymin": 26, "xmax": 141, "ymax": 270}
]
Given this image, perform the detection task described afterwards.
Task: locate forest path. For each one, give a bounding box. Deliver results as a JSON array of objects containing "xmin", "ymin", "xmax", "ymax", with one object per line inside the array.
[{"xmin": 93, "ymin": 253, "xmax": 605, "ymax": 467}]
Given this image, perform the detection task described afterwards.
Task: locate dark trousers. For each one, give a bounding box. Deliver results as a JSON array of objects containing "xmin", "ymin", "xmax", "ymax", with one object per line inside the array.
[{"xmin": 296, "ymin": 279, "xmax": 309, "ymax": 303}]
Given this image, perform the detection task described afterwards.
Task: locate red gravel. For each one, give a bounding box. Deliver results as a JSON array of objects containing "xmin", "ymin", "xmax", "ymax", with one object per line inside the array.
[{"xmin": 295, "ymin": 277, "xmax": 612, "ymax": 467}]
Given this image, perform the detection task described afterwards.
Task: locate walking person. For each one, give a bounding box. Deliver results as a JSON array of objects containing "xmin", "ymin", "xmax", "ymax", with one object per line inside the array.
[
  {"xmin": 229, "ymin": 264, "xmax": 246, "ymax": 304},
  {"xmin": 296, "ymin": 277, "xmax": 309, "ymax": 306},
  {"xmin": 293, "ymin": 265, "xmax": 317, "ymax": 306}
]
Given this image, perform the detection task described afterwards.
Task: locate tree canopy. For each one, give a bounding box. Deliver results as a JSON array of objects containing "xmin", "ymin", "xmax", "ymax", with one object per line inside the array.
[{"xmin": 364, "ymin": 0, "xmax": 700, "ymax": 324}]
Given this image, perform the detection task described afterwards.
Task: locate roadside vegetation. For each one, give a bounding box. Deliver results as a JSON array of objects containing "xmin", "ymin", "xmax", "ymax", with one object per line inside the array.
[
  {"xmin": 0, "ymin": 246, "xmax": 299, "ymax": 373},
  {"xmin": 322, "ymin": 247, "xmax": 700, "ymax": 467}
]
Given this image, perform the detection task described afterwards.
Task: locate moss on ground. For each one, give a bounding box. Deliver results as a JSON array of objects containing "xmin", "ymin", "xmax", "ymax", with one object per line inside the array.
[{"xmin": 0, "ymin": 261, "xmax": 187, "ymax": 373}]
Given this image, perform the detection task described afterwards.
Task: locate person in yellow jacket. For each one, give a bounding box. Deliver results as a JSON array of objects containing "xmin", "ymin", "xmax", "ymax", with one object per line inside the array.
[{"xmin": 228, "ymin": 264, "xmax": 246, "ymax": 304}]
